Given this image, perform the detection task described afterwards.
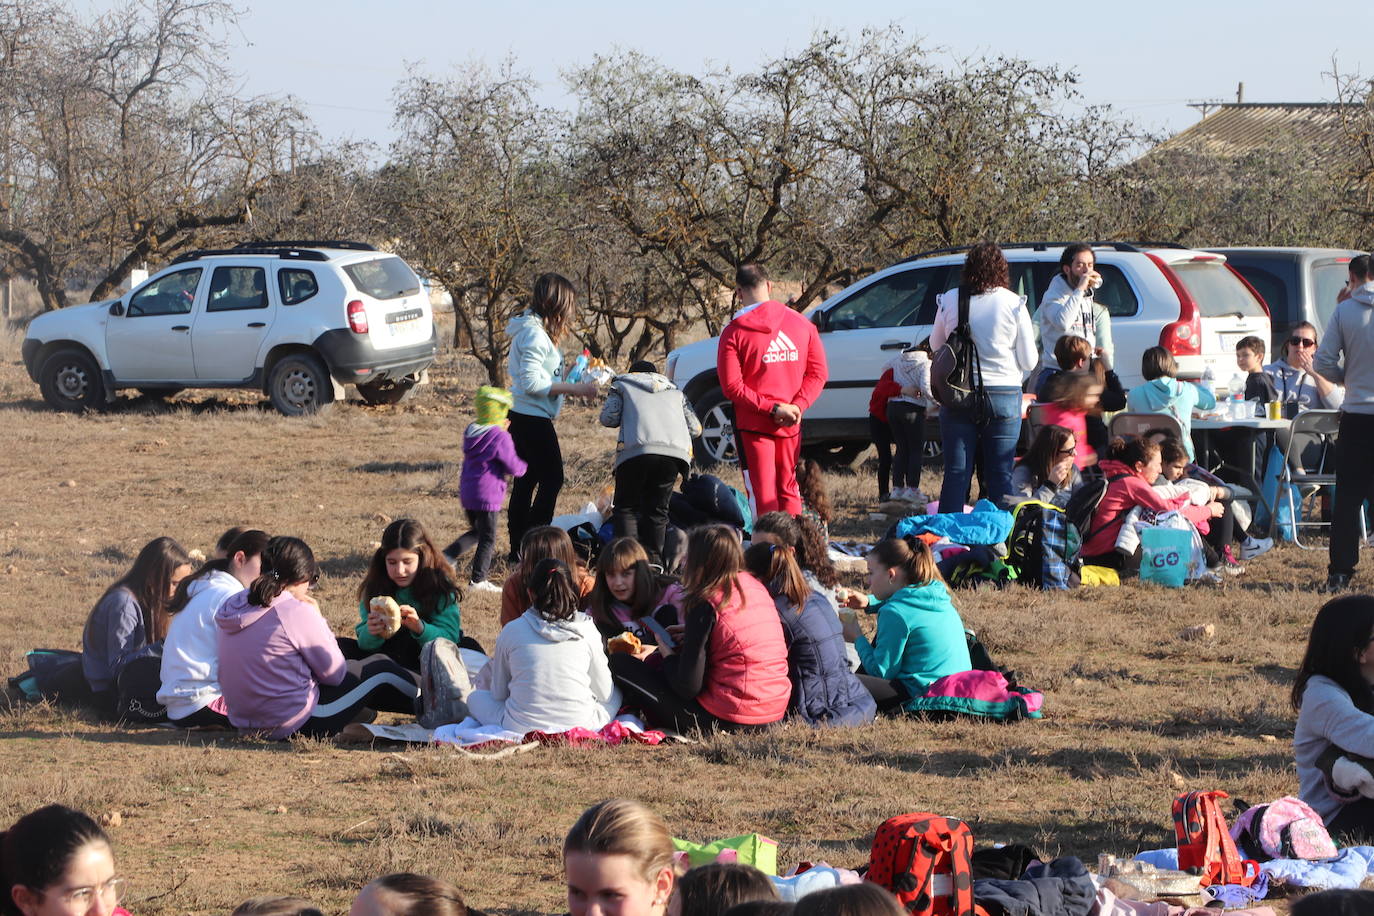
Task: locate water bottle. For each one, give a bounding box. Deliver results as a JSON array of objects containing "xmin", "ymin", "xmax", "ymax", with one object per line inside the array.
[
  {"xmin": 1229, "ymin": 373, "xmax": 1247, "ymax": 419},
  {"xmin": 566, "ymin": 348, "xmax": 590, "ymax": 383},
  {"xmin": 1201, "ymin": 365, "xmax": 1215, "ymax": 400}
]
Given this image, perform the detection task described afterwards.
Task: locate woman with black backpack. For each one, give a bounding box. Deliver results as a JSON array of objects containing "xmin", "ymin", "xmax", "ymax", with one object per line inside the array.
[{"xmin": 930, "ymin": 242, "xmax": 1036, "ymax": 511}]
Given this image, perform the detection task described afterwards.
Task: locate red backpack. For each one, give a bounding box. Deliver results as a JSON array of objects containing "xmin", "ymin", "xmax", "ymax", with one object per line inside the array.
[
  {"xmin": 866, "ymin": 813, "xmax": 976, "ymax": 916},
  {"xmin": 1172, "ymin": 791, "xmax": 1261, "ymax": 887}
]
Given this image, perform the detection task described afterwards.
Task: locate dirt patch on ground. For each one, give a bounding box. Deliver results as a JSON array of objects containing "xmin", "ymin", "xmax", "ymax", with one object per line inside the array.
[{"xmin": 0, "ymin": 325, "xmax": 1332, "ymax": 914}]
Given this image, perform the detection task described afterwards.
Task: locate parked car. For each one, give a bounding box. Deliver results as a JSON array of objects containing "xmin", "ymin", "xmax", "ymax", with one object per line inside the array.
[
  {"xmin": 1206, "ymin": 247, "xmax": 1363, "ymax": 355},
  {"xmin": 667, "ymin": 242, "xmax": 1271, "ymax": 466},
  {"xmin": 21, "ymin": 241, "xmax": 437, "ymax": 415}
]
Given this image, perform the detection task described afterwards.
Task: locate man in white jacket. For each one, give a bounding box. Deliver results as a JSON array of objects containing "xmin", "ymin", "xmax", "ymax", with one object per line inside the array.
[{"xmin": 1034, "ymin": 244, "xmax": 1114, "ymax": 394}]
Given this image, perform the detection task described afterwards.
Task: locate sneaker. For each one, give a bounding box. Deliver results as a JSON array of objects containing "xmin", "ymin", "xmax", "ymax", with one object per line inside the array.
[
  {"xmin": 1324, "ymin": 573, "xmax": 1353, "ymax": 593},
  {"xmin": 1197, "ymin": 569, "xmax": 1224, "ymax": 586},
  {"xmin": 1240, "ymin": 536, "xmax": 1274, "ymax": 560},
  {"xmin": 1221, "ymin": 546, "xmax": 1245, "ymax": 576},
  {"xmin": 468, "ymin": 580, "xmax": 502, "ymax": 594}
]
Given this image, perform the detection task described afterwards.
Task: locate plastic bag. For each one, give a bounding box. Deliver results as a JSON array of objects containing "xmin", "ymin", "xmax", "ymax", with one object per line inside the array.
[
  {"xmin": 1140, "ymin": 525, "xmax": 1194, "ymax": 588},
  {"xmin": 672, "ymin": 834, "xmax": 779, "ymax": 875}
]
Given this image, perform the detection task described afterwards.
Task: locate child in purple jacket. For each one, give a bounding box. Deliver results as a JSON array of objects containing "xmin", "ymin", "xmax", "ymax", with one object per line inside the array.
[{"xmin": 445, "ymin": 386, "xmax": 528, "ymax": 592}]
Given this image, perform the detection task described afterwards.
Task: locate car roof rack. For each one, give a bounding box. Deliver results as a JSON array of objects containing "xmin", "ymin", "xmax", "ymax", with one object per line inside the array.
[
  {"xmin": 232, "ymin": 240, "xmax": 377, "ymax": 252},
  {"xmin": 893, "ymin": 240, "xmax": 1172, "ymax": 265},
  {"xmin": 171, "ymin": 247, "xmax": 332, "ymax": 264}
]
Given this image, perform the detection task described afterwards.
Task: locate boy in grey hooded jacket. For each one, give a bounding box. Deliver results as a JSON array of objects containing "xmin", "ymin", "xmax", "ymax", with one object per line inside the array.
[
  {"xmin": 599, "ymin": 360, "xmax": 702, "ymax": 565},
  {"xmin": 1314, "ymin": 255, "xmax": 1374, "ymax": 589}
]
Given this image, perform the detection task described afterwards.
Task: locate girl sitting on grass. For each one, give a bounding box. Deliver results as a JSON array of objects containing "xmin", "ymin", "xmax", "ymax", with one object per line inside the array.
[
  {"xmin": 467, "ymin": 558, "xmax": 621, "ymax": 734},
  {"xmin": 499, "ymin": 526, "xmax": 595, "ymax": 628},
  {"xmin": 158, "ymin": 528, "xmax": 270, "ymax": 728},
  {"xmin": 1079, "ymin": 437, "xmax": 1215, "ymax": 579},
  {"xmin": 751, "ymin": 512, "xmax": 841, "ymax": 615},
  {"xmin": 1293, "ymin": 595, "xmax": 1374, "ymax": 842},
  {"xmin": 608, "ymin": 525, "xmax": 791, "ymax": 733},
  {"xmin": 586, "ymin": 537, "xmax": 680, "ymax": 644},
  {"xmin": 82, "ymin": 536, "xmax": 192, "ymax": 720},
  {"xmin": 349, "ymin": 874, "xmax": 475, "ymax": 916},
  {"xmin": 1, "ymin": 805, "xmax": 129, "ymax": 916},
  {"xmin": 216, "ymin": 536, "xmax": 418, "ymax": 739},
  {"xmin": 349, "ymin": 519, "xmax": 469, "ymax": 670},
  {"xmin": 564, "ymin": 800, "xmax": 675, "ymax": 916},
  {"xmin": 1006, "ymin": 424, "xmax": 1083, "ymax": 509},
  {"xmin": 841, "ymin": 536, "xmax": 970, "ymax": 714},
  {"xmin": 744, "ymin": 541, "xmax": 875, "ymax": 727}
]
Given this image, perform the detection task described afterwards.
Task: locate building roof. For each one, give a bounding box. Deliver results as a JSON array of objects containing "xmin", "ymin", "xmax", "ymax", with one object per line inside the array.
[{"xmin": 1153, "ymin": 103, "xmax": 1352, "ymax": 158}]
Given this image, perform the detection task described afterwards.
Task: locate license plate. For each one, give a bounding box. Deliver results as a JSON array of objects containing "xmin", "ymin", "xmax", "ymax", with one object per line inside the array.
[{"xmin": 389, "ymin": 319, "xmax": 417, "ymax": 337}]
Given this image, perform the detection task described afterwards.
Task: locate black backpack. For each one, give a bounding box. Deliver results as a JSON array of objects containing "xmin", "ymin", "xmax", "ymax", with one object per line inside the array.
[
  {"xmin": 1006, "ymin": 500, "xmax": 1081, "ymax": 590},
  {"xmin": 1063, "ymin": 468, "xmax": 1130, "ymax": 544},
  {"xmin": 930, "ymin": 286, "xmax": 987, "ymax": 421}
]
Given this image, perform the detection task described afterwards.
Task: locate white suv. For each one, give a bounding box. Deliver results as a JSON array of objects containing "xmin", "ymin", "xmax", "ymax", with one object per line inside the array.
[
  {"xmin": 667, "ymin": 242, "xmax": 1271, "ymax": 465},
  {"xmin": 22, "ymin": 241, "xmax": 437, "ymax": 415}
]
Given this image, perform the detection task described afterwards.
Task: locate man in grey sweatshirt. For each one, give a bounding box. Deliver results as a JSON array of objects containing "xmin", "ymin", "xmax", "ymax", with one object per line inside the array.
[{"xmin": 1314, "ymin": 254, "xmax": 1374, "ymax": 591}]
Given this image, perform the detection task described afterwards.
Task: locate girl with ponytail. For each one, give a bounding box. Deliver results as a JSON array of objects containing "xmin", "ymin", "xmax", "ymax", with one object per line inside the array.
[
  {"xmin": 466, "ymin": 558, "xmax": 622, "ymax": 734},
  {"xmin": 841, "ymin": 535, "xmax": 970, "ymax": 713},
  {"xmin": 159, "ymin": 528, "xmax": 270, "ymax": 727},
  {"xmin": 215, "ymin": 537, "xmax": 419, "ymax": 739}
]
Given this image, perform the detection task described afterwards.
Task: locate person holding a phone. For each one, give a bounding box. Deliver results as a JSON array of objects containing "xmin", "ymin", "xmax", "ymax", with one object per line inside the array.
[{"xmin": 1034, "ymin": 244, "xmax": 1114, "ymax": 395}]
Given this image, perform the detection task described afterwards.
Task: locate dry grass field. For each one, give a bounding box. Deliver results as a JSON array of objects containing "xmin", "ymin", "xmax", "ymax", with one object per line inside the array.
[{"xmin": 0, "ymin": 316, "xmax": 1343, "ymax": 914}]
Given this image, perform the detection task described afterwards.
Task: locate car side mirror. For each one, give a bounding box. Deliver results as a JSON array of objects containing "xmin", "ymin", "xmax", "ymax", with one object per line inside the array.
[
  {"xmin": 109, "ymin": 302, "xmax": 124, "ymax": 317},
  {"xmin": 810, "ymin": 309, "xmax": 827, "ymax": 332}
]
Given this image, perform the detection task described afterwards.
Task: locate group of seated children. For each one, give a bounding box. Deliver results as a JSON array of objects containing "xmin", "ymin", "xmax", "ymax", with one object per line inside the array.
[
  {"xmin": 0, "ymin": 798, "xmax": 925, "ymax": 916},
  {"xmin": 82, "ymin": 520, "xmax": 468, "ymax": 738},
  {"xmin": 77, "ymin": 503, "xmax": 977, "ymax": 736}
]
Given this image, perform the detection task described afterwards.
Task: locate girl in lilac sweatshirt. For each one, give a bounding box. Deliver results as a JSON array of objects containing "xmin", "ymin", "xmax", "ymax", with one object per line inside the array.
[{"xmin": 215, "ymin": 537, "xmax": 419, "ymax": 739}]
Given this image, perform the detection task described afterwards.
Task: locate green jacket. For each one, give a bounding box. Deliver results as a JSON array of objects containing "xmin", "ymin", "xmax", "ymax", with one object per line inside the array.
[
  {"xmin": 355, "ymin": 585, "xmax": 462, "ymax": 651},
  {"xmin": 855, "ymin": 581, "xmax": 970, "ymax": 704}
]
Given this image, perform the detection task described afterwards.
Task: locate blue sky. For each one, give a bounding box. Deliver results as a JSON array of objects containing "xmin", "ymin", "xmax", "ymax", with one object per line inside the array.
[{"xmin": 92, "ymin": 0, "xmax": 1374, "ymax": 148}]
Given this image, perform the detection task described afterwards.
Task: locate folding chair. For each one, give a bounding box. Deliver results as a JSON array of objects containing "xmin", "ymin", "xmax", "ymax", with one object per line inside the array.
[
  {"xmin": 1273, "ymin": 409, "xmax": 1367, "ymax": 549},
  {"xmin": 1108, "ymin": 412, "xmax": 1184, "ymax": 443}
]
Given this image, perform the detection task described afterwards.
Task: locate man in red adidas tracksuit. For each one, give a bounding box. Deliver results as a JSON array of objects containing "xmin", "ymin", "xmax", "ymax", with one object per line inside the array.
[{"xmin": 718, "ymin": 264, "xmax": 828, "ymax": 516}]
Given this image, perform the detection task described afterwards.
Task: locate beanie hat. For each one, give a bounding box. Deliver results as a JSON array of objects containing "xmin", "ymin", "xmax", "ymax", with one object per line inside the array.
[{"xmin": 475, "ymin": 386, "xmax": 514, "ymax": 426}]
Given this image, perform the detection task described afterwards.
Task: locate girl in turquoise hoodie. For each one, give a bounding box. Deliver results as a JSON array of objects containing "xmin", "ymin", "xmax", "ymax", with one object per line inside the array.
[
  {"xmin": 504, "ymin": 273, "xmax": 599, "ymax": 561},
  {"xmin": 841, "ymin": 535, "xmax": 971, "ymax": 713},
  {"xmin": 1125, "ymin": 346, "xmax": 1216, "ymax": 460}
]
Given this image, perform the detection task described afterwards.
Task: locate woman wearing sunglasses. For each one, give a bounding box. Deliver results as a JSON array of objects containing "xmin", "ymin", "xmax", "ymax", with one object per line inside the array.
[
  {"xmin": 215, "ymin": 536, "xmax": 419, "ymax": 739},
  {"xmin": 1006, "ymin": 424, "xmax": 1083, "ymax": 509},
  {"xmin": 1267, "ymin": 321, "xmax": 1345, "ymax": 414},
  {"xmin": 2, "ymin": 806, "xmax": 128, "ymax": 916}
]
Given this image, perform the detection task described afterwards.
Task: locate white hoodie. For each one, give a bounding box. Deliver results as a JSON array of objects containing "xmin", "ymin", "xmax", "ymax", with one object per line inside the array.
[
  {"xmin": 157, "ymin": 570, "xmax": 241, "ymax": 720},
  {"xmin": 466, "ymin": 610, "xmax": 621, "ymax": 734}
]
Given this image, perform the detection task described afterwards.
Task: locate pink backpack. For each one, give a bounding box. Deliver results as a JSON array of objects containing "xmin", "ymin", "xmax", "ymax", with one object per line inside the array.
[{"xmin": 1230, "ymin": 796, "xmax": 1337, "ymax": 861}]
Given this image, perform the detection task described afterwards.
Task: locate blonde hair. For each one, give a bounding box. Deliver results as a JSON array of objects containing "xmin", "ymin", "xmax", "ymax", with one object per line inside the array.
[{"xmin": 563, "ymin": 800, "xmax": 674, "ymax": 882}]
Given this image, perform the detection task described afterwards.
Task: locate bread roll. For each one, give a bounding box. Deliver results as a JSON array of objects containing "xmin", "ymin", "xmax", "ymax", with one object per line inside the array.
[
  {"xmin": 606, "ymin": 631, "xmax": 642, "ymax": 655},
  {"xmin": 369, "ymin": 596, "xmax": 402, "ymax": 639}
]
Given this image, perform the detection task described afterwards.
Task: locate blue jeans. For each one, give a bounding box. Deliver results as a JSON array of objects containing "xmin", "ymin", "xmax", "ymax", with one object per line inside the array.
[{"xmin": 938, "ymin": 386, "xmax": 1023, "ymax": 512}]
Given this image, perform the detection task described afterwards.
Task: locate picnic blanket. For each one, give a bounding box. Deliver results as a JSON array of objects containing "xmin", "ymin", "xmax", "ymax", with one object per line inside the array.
[{"xmin": 431, "ymin": 714, "xmax": 670, "ymax": 751}]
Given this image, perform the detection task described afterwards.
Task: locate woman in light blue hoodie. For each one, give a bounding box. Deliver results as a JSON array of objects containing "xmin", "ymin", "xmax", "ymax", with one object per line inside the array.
[
  {"xmin": 1125, "ymin": 346, "xmax": 1215, "ymax": 460},
  {"xmin": 504, "ymin": 273, "xmax": 599, "ymax": 562}
]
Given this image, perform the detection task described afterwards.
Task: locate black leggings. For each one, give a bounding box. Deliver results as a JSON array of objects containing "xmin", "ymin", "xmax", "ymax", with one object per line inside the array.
[
  {"xmin": 445, "ymin": 509, "xmax": 499, "ymax": 584},
  {"xmin": 856, "ymin": 674, "xmax": 912, "ymax": 715},
  {"xmin": 1328, "ymin": 798, "xmax": 1374, "ymax": 846},
  {"xmin": 295, "ymin": 656, "xmax": 420, "ymax": 738},
  {"xmin": 888, "ymin": 402, "xmax": 926, "ymax": 490},
  {"xmin": 507, "ymin": 411, "xmax": 564, "ymax": 558},
  {"xmin": 869, "ymin": 414, "xmax": 893, "ymax": 499},
  {"xmin": 608, "ymin": 654, "xmax": 765, "ymax": 735},
  {"xmin": 1200, "ymin": 501, "xmax": 1237, "ymax": 567},
  {"xmin": 170, "ymin": 704, "xmax": 232, "ymax": 729},
  {"xmin": 337, "ymin": 635, "xmax": 485, "ymax": 675}
]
